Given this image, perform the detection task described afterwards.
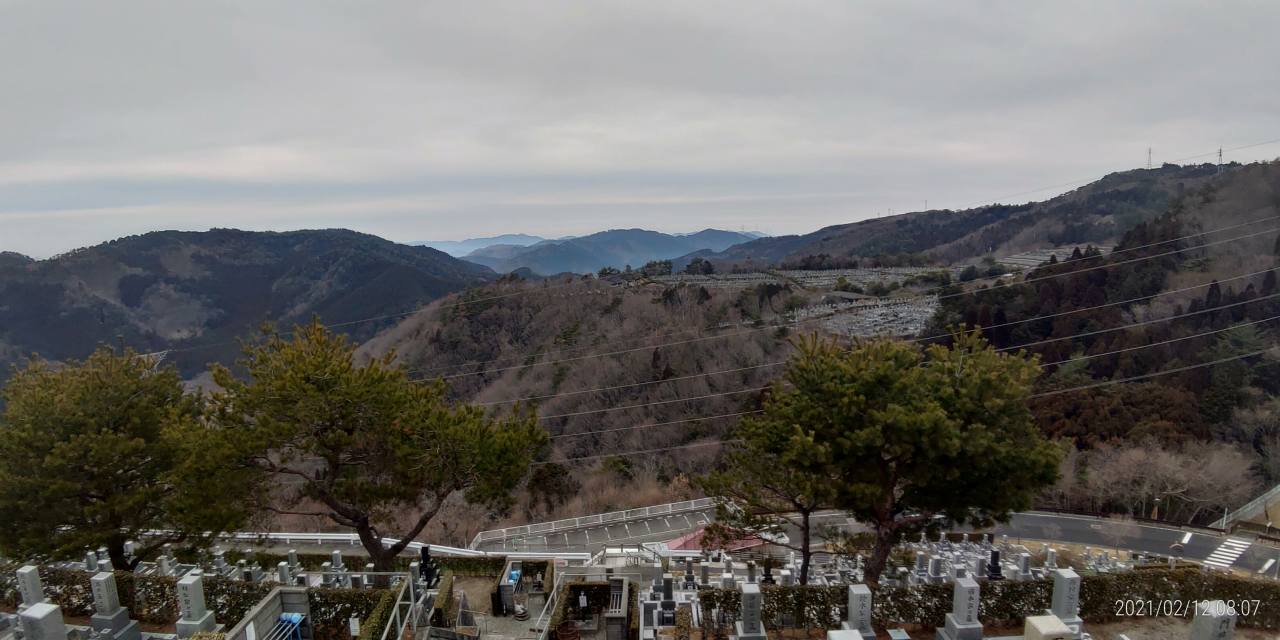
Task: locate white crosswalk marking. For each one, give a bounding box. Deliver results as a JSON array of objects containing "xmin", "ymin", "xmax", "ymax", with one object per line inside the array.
[{"xmin": 1203, "ymin": 537, "xmax": 1251, "ymax": 569}]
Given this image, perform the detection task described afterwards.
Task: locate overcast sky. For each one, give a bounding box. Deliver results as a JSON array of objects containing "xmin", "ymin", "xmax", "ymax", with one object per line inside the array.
[{"xmin": 2, "ymin": 1, "xmax": 1278, "ymax": 257}]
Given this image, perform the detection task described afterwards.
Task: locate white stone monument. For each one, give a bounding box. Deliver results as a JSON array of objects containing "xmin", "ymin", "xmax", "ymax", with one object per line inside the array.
[
  {"xmin": 16, "ymin": 565, "xmax": 49, "ymax": 612},
  {"xmin": 1190, "ymin": 600, "xmax": 1237, "ymax": 640},
  {"xmin": 176, "ymin": 572, "xmax": 218, "ymax": 638},
  {"xmin": 19, "ymin": 603, "xmax": 68, "ymax": 640},
  {"xmin": 1047, "ymin": 568, "xmax": 1082, "ymax": 639},
  {"xmin": 1023, "ymin": 614, "xmax": 1071, "ymax": 640},
  {"xmin": 735, "ymin": 583, "xmax": 767, "ymax": 640},
  {"xmin": 90, "ymin": 571, "xmax": 141, "ymax": 640},
  {"xmin": 935, "ymin": 576, "xmax": 982, "ymax": 640},
  {"xmin": 840, "ymin": 584, "xmax": 875, "ymax": 639}
]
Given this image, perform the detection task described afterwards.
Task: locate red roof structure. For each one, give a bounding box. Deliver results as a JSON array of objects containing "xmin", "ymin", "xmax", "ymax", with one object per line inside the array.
[{"xmin": 666, "ymin": 527, "xmax": 766, "ymax": 552}]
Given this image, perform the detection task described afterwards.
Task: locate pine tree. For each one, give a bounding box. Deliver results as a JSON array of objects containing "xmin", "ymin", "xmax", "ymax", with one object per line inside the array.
[
  {"xmin": 0, "ymin": 348, "xmax": 251, "ymax": 568},
  {"xmin": 208, "ymin": 321, "xmax": 547, "ymax": 570}
]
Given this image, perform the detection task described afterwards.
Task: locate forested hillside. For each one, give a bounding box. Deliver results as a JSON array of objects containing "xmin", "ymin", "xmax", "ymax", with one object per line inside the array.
[
  {"xmin": 699, "ymin": 163, "xmax": 1225, "ymax": 269},
  {"xmin": 359, "ymin": 161, "xmax": 1280, "ymax": 541},
  {"xmin": 359, "ymin": 275, "xmax": 811, "ymax": 541},
  {"xmin": 0, "ymin": 229, "xmax": 494, "ymax": 376},
  {"xmin": 930, "ymin": 161, "xmax": 1280, "ymax": 521}
]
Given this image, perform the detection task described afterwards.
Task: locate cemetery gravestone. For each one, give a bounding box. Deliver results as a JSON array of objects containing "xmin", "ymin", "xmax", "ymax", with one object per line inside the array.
[
  {"xmin": 840, "ymin": 585, "xmax": 874, "ymax": 640},
  {"xmin": 176, "ymin": 572, "xmax": 217, "ymax": 638},
  {"xmin": 16, "ymin": 565, "xmax": 48, "ymax": 611},
  {"xmin": 90, "ymin": 572, "xmax": 141, "ymax": 640},
  {"xmin": 935, "ymin": 576, "xmax": 981, "ymax": 640},
  {"xmin": 1190, "ymin": 601, "xmax": 1237, "ymax": 640},
  {"xmin": 987, "ymin": 550, "xmax": 1003, "ymax": 580},
  {"xmin": 1017, "ymin": 553, "xmax": 1032, "ymax": 579},
  {"xmin": 735, "ymin": 583, "xmax": 766, "ymax": 640},
  {"xmin": 1048, "ymin": 569, "xmax": 1083, "ymax": 639},
  {"xmin": 19, "ymin": 603, "xmax": 68, "ymax": 640}
]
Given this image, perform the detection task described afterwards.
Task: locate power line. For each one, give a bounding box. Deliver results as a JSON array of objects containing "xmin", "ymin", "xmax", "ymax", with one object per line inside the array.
[
  {"xmin": 480, "ymin": 363, "xmax": 785, "ymax": 406},
  {"xmin": 549, "ymin": 410, "xmax": 763, "ymax": 440},
  {"xmin": 423, "ymin": 223, "xmax": 1280, "ymax": 383},
  {"xmin": 401, "ymin": 147, "xmax": 1280, "ymax": 378},
  {"xmin": 477, "ymin": 265, "xmax": 1278, "ymax": 407},
  {"xmin": 405, "ymin": 317, "xmax": 742, "ymax": 378},
  {"xmin": 536, "ymin": 387, "xmax": 769, "ymax": 421},
  {"xmin": 951, "ymin": 137, "xmax": 1280, "ymax": 210},
  {"xmin": 998, "ymin": 290, "xmax": 1280, "ymax": 352},
  {"xmin": 1031, "ymin": 346, "xmax": 1276, "ymax": 399},
  {"xmin": 1168, "ymin": 137, "xmax": 1280, "ymax": 164},
  {"xmin": 534, "ymin": 439, "xmax": 740, "ymax": 465},
  {"xmin": 1037, "ymin": 312, "xmax": 1280, "ymax": 368},
  {"xmin": 141, "ymin": 139, "xmax": 1280, "ymax": 363},
  {"xmin": 940, "ymin": 225, "xmax": 1280, "ymax": 303},
  {"xmin": 547, "ymin": 315, "xmax": 1280, "ymax": 445},
  {"xmin": 541, "ymin": 343, "xmax": 1279, "ymax": 464},
  {"xmin": 915, "ymin": 265, "xmax": 1279, "ymax": 343},
  {"xmin": 534, "ymin": 305, "xmax": 1280, "ymax": 441},
  {"xmin": 549, "ymin": 316, "xmax": 1280, "ymax": 440}
]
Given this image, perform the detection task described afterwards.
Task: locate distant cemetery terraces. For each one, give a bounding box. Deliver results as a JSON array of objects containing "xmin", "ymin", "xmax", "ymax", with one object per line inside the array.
[
  {"xmin": 648, "ymin": 267, "xmax": 948, "ymax": 338},
  {"xmin": 997, "ymin": 246, "xmax": 1116, "ymax": 271},
  {"xmin": 650, "ymin": 267, "xmax": 957, "ymax": 289}
]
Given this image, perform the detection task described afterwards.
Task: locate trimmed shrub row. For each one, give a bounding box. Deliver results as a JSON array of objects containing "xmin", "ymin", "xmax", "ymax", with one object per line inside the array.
[{"xmin": 697, "ymin": 568, "xmax": 1280, "ymax": 631}]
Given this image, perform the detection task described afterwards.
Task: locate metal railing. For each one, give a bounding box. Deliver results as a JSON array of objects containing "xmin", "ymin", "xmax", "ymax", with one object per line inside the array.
[
  {"xmin": 1216, "ymin": 483, "xmax": 1280, "ymax": 529},
  {"xmin": 468, "ymin": 498, "xmax": 716, "ymax": 549},
  {"xmin": 377, "ymin": 577, "xmax": 414, "ymax": 640},
  {"xmin": 199, "ymin": 531, "xmax": 592, "ymax": 563}
]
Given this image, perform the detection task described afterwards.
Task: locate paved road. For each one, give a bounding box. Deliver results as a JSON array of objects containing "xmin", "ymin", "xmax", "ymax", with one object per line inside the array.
[
  {"xmin": 475, "ymin": 509, "xmax": 1280, "ymax": 578},
  {"xmin": 993, "ymin": 512, "xmax": 1278, "ymax": 575}
]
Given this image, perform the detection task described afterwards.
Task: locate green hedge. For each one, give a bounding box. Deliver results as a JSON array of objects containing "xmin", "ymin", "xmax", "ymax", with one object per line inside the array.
[
  {"xmin": 311, "ymin": 587, "xmax": 393, "ymax": 640},
  {"xmin": 696, "ymin": 568, "xmax": 1280, "ymax": 631},
  {"xmin": 115, "ymin": 572, "xmax": 179, "ymax": 624},
  {"xmin": 627, "ymin": 585, "xmax": 639, "ymax": 640},
  {"xmin": 432, "ymin": 570, "xmax": 457, "ymax": 628},
  {"xmin": 674, "ymin": 605, "xmax": 692, "ymax": 640},
  {"xmin": 355, "ymin": 589, "xmax": 398, "ymax": 640}
]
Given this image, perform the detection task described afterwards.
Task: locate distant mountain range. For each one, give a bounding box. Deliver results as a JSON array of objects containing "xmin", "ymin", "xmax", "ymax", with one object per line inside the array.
[
  {"xmin": 0, "ymin": 229, "xmax": 493, "ymax": 376},
  {"xmin": 460, "ymin": 228, "xmax": 758, "ymax": 274},
  {"xmin": 695, "ymin": 163, "xmax": 1226, "ymax": 268},
  {"xmin": 414, "ymin": 234, "xmax": 546, "ymax": 257},
  {"xmin": 0, "ymin": 163, "xmax": 1248, "ymax": 382}
]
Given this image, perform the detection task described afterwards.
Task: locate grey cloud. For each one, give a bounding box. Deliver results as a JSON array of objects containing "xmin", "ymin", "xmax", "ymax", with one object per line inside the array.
[{"xmin": 1, "ymin": 0, "xmax": 1278, "ymax": 257}]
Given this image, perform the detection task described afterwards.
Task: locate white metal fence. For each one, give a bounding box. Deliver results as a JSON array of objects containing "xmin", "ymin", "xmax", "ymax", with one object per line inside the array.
[
  {"xmin": 205, "ymin": 530, "xmax": 592, "ymax": 562},
  {"xmin": 467, "ymin": 497, "xmax": 717, "ymax": 549},
  {"xmin": 1217, "ymin": 482, "xmax": 1280, "ymax": 529}
]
